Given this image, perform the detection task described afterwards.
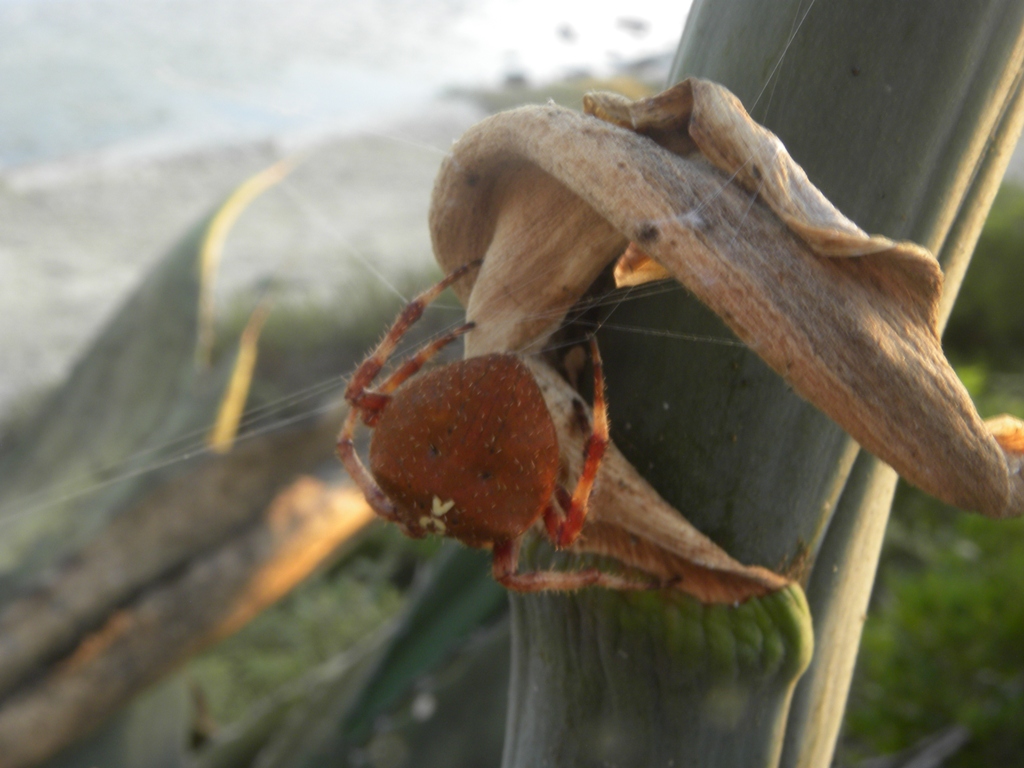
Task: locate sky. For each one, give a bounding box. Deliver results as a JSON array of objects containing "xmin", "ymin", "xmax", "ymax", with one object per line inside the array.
[{"xmin": 0, "ymin": 0, "xmax": 692, "ymax": 167}]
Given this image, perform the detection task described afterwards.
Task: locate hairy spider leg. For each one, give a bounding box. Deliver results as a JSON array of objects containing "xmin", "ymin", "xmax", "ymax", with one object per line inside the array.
[
  {"xmin": 336, "ymin": 261, "xmax": 480, "ymax": 525},
  {"xmin": 337, "ymin": 406, "xmax": 402, "ymax": 523},
  {"xmin": 491, "ymin": 537, "xmax": 654, "ymax": 592},
  {"xmin": 541, "ymin": 337, "xmax": 610, "ymax": 549},
  {"xmin": 360, "ymin": 321, "xmax": 476, "ymax": 427},
  {"xmin": 344, "ymin": 260, "xmax": 481, "ymax": 413}
]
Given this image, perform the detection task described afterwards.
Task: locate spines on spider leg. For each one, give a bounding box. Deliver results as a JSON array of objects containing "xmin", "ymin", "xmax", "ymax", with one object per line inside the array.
[
  {"xmin": 352, "ymin": 321, "xmax": 476, "ymax": 423},
  {"xmin": 335, "ymin": 408, "xmax": 403, "ymax": 526},
  {"xmin": 555, "ymin": 337, "xmax": 610, "ymax": 548},
  {"xmin": 542, "ymin": 499, "xmax": 562, "ymax": 543},
  {"xmin": 344, "ymin": 261, "xmax": 481, "ymax": 404},
  {"xmin": 374, "ymin": 322, "xmax": 476, "ymax": 396}
]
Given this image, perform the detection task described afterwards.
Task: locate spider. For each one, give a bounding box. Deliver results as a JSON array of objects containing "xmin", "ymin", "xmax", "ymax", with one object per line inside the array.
[{"xmin": 336, "ymin": 262, "xmax": 648, "ymax": 592}]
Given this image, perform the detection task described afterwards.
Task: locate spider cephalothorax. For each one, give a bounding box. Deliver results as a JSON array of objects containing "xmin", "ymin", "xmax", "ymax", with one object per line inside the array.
[{"xmin": 336, "ymin": 262, "xmax": 648, "ymax": 591}]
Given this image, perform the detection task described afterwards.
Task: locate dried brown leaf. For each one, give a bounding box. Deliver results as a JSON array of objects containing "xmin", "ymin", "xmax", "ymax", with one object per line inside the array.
[{"xmin": 430, "ymin": 78, "xmax": 1024, "ymax": 526}]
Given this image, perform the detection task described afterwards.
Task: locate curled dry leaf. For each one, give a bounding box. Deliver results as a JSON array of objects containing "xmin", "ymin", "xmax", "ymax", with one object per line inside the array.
[{"xmin": 430, "ymin": 79, "xmax": 1024, "ymax": 552}]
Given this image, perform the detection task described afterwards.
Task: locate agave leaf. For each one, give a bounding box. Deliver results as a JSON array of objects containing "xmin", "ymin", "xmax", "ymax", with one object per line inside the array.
[
  {"xmin": 0, "ymin": 163, "xmax": 289, "ymax": 586},
  {"xmin": 248, "ymin": 544, "xmax": 507, "ymax": 768}
]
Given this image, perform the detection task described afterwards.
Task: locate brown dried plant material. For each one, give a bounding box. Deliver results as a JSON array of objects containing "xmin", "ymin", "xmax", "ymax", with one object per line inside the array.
[
  {"xmin": 0, "ymin": 421, "xmax": 337, "ymax": 699},
  {"xmin": 0, "ymin": 479, "xmax": 374, "ymax": 768},
  {"xmin": 429, "ymin": 78, "xmax": 1024, "ymax": 594}
]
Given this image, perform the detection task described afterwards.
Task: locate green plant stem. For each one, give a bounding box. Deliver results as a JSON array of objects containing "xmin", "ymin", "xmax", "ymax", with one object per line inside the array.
[{"xmin": 502, "ymin": 2, "xmax": 1024, "ymax": 767}]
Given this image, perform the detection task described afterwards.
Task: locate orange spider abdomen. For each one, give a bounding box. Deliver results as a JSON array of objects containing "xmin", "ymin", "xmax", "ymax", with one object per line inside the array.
[{"xmin": 368, "ymin": 354, "xmax": 559, "ymax": 548}]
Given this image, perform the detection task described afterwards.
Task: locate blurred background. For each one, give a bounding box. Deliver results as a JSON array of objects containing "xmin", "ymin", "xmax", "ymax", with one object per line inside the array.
[
  {"xmin": 0, "ymin": 0, "xmax": 686, "ymax": 415},
  {"xmin": 1, "ymin": 1, "xmax": 1023, "ymax": 767}
]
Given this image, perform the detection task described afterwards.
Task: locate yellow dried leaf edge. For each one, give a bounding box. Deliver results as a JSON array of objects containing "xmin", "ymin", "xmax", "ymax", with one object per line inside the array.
[{"xmin": 430, "ymin": 78, "xmax": 1024, "ymax": 521}]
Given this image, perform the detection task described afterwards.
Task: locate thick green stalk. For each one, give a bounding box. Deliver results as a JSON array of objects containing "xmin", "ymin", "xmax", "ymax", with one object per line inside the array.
[
  {"xmin": 503, "ymin": 2, "xmax": 1024, "ymax": 767},
  {"xmin": 504, "ymin": 587, "xmax": 812, "ymax": 768}
]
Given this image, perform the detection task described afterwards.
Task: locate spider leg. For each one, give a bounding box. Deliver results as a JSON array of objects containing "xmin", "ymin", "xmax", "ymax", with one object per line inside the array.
[
  {"xmin": 345, "ymin": 260, "xmax": 480, "ymax": 410},
  {"xmin": 376, "ymin": 322, "xmax": 475, "ymax": 394},
  {"xmin": 336, "ymin": 406, "xmax": 402, "ymax": 524},
  {"xmin": 492, "ymin": 537, "xmax": 655, "ymax": 592},
  {"xmin": 552, "ymin": 336, "xmax": 610, "ymax": 549},
  {"xmin": 356, "ymin": 322, "xmax": 475, "ymax": 427},
  {"xmin": 543, "ymin": 489, "xmax": 571, "ymax": 542}
]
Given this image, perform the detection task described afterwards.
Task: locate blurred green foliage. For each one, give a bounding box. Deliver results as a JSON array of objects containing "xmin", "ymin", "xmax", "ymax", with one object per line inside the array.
[
  {"xmin": 944, "ymin": 183, "xmax": 1024, "ymax": 371},
  {"xmin": 845, "ymin": 493, "xmax": 1024, "ymax": 766},
  {"xmin": 187, "ymin": 503, "xmax": 441, "ymax": 728},
  {"xmin": 841, "ymin": 183, "xmax": 1024, "ymax": 767}
]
